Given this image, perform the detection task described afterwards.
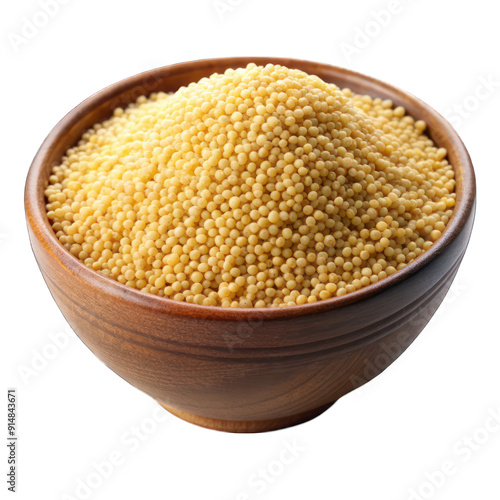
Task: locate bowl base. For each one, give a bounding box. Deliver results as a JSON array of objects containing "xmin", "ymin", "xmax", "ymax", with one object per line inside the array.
[{"xmin": 158, "ymin": 401, "xmax": 335, "ymax": 433}]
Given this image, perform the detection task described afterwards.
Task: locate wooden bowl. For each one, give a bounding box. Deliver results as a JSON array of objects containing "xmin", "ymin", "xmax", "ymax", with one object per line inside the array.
[{"xmin": 25, "ymin": 58, "xmax": 476, "ymax": 432}]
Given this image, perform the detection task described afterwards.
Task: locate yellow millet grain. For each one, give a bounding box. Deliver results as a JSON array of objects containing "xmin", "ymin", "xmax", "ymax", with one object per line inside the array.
[{"xmin": 45, "ymin": 64, "xmax": 455, "ymax": 308}]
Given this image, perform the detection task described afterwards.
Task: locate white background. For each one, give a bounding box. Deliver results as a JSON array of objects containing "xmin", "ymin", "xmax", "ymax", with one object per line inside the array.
[{"xmin": 2, "ymin": 0, "xmax": 499, "ymax": 499}]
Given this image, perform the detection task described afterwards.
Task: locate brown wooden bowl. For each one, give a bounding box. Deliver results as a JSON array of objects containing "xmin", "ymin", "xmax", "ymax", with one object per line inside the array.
[{"xmin": 25, "ymin": 58, "xmax": 476, "ymax": 432}]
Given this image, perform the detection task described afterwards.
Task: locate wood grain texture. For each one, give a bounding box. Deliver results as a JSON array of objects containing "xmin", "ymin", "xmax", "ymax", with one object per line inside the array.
[{"xmin": 25, "ymin": 58, "xmax": 476, "ymax": 432}]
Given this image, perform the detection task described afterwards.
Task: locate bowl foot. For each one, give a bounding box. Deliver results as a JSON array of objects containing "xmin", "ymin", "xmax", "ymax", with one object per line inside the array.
[{"xmin": 157, "ymin": 401, "xmax": 334, "ymax": 433}]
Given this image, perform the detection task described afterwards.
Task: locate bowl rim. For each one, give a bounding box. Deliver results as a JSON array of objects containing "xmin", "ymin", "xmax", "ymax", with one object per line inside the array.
[{"xmin": 25, "ymin": 56, "xmax": 476, "ymax": 321}]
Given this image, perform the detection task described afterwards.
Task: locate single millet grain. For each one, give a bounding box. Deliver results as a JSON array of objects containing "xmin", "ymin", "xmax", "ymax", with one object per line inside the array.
[{"xmin": 46, "ymin": 64, "xmax": 455, "ymax": 307}]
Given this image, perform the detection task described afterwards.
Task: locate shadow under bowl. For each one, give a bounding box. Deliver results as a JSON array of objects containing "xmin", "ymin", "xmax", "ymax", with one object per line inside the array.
[{"xmin": 25, "ymin": 57, "xmax": 476, "ymax": 432}]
